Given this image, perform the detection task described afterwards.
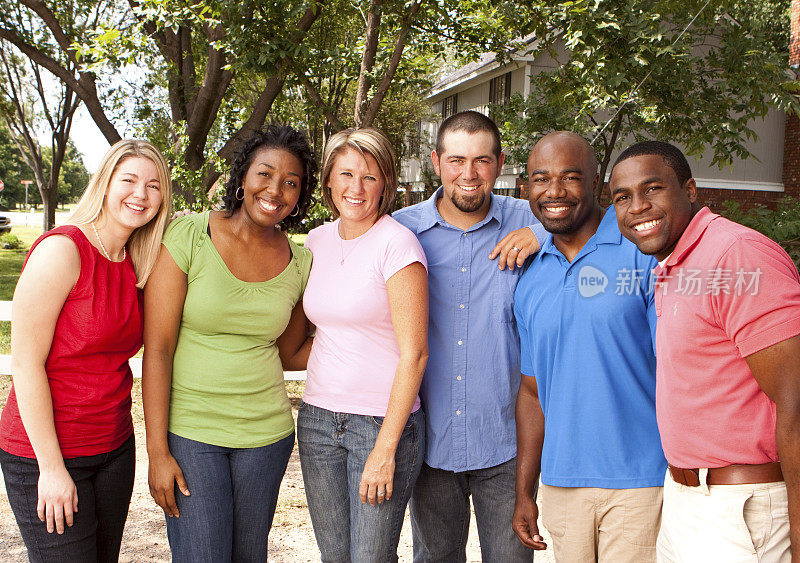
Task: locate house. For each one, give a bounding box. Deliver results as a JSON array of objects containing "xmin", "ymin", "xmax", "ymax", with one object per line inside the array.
[{"xmin": 399, "ymin": 35, "xmax": 799, "ymax": 213}]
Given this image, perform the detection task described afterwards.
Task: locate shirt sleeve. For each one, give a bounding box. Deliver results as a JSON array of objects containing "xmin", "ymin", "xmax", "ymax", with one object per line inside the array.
[
  {"xmin": 712, "ymin": 235, "xmax": 800, "ymax": 357},
  {"xmin": 529, "ymin": 223, "xmax": 548, "ymax": 247},
  {"xmin": 379, "ymin": 221, "xmax": 428, "ymax": 282},
  {"xmin": 514, "ymin": 276, "xmax": 535, "ymax": 378},
  {"xmin": 161, "ymin": 214, "xmax": 201, "ymax": 274}
]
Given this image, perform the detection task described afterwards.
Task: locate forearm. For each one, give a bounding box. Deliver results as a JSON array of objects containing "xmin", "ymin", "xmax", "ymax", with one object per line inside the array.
[
  {"xmin": 281, "ymin": 336, "xmax": 313, "ymax": 371},
  {"xmin": 142, "ymin": 349, "xmax": 175, "ymax": 456},
  {"xmin": 775, "ymin": 407, "xmax": 800, "ymax": 557},
  {"xmin": 515, "ymin": 379, "xmax": 545, "ymax": 500},
  {"xmin": 11, "ymin": 364, "xmax": 64, "ymax": 470},
  {"xmin": 373, "ymin": 351, "xmax": 427, "ymax": 454}
]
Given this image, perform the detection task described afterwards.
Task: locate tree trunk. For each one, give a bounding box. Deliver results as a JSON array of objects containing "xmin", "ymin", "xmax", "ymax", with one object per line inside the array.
[{"xmin": 596, "ymin": 111, "xmax": 624, "ymax": 202}]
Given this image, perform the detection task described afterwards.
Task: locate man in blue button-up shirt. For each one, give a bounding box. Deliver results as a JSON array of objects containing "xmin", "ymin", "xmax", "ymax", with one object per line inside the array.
[{"xmin": 394, "ymin": 111, "xmax": 545, "ymax": 562}]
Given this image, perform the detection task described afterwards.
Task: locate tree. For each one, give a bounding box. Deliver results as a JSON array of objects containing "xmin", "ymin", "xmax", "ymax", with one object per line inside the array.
[
  {"xmin": 491, "ymin": 0, "xmax": 800, "ymax": 199},
  {"xmin": 0, "ymin": 40, "xmax": 79, "ymax": 229},
  {"xmin": 0, "ymin": 125, "xmax": 27, "ymax": 209}
]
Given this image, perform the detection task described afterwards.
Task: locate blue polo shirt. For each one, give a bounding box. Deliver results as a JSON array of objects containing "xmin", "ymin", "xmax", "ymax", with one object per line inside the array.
[
  {"xmin": 394, "ymin": 189, "xmax": 546, "ymax": 471},
  {"xmin": 514, "ymin": 207, "xmax": 666, "ymax": 488}
]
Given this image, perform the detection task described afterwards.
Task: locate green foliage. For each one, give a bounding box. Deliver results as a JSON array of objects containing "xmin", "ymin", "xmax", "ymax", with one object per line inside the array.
[
  {"xmin": 0, "ymin": 234, "xmax": 22, "ymax": 250},
  {"xmin": 491, "ymin": 0, "xmax": 799, "ymax": 197},
  {"xmin": 720, "ymin": 197, "xmax": 800, "ymax": 268}
]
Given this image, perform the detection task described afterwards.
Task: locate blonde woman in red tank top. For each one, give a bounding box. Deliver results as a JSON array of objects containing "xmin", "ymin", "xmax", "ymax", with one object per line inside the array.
[{"xmin": 0, "ymin": 139, "xmax": 173, "ymax": 562}]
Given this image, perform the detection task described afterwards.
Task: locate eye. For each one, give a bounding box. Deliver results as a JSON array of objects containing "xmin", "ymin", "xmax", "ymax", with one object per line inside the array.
[
  {"xmin": 285, "ymin": 180, "xmax": 298, "ymax": 188},
  {"xmin": 532, "ymin": 177, "xmax": 546, "ymax": 183},
  {"xmin": 148, "ymin": 183, "xmax": 160, "ymax": 191},
  {"xmin": 340, "ymin": 171, "xmax": 353, "ymax": 177},
  {"xmin": 646, "ymin": 185, "xmax": 662, "ymax": 193},
  {"xmin": 566, "ymin": 176, "xmax": 580, "ymax": 182},
  {"xmin": 364, "ymin": 175, "xmax": 378, "ymax": 182},
  {"xmin": 613, "ymin": 194, "xmax": 629, "ymax": 203}
]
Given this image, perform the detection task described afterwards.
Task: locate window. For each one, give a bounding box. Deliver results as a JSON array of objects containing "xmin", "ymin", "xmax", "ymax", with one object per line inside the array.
[
  {"xmin": 489, "ymin": 72, "xmax": 512, "ymax": 107},
  {"xmin": 441, "ymin": 94, "xmax": 458, "ymax": 119}
]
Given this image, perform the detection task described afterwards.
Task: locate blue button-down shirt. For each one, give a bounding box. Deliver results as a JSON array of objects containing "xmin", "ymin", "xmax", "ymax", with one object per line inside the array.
[{"xmin": 394, "ymin": 189, "xmax": 546, "ymax": 471}]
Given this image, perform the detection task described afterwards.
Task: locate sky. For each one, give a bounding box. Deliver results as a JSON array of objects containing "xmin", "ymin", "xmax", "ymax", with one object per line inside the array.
[{"xmin": 71, "ymin": 104, "xmax": 112, "ymax": 174}]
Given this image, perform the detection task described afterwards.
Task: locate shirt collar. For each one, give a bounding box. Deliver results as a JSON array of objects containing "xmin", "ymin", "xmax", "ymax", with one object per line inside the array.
[
  {"xmin": 539, "ymin": 206, "xmax": 621, "ymax": 258},
  {"xmin": 415, "ymin": 186, "xmax": 503, "ymax": 233},
  {"xmin": 662, "ymin": 206, "xmax": 716, "ymax": 269}
]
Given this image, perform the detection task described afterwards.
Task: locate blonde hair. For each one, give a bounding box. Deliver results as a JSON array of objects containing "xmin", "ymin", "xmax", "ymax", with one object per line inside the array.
[
  {"xmin": 321, "ymin": 128, "xmax": 398, "ymax": 219},
  {"xmin": 69, "ymin": 139, "xmax": 173, "ymax": 288}
]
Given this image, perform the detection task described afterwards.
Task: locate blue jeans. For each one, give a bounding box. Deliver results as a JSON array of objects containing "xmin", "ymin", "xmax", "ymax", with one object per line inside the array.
[
  {"xmin": 165, "ymin": 431, "xmax": 294, "ymax": 563},
  {"xmin": 297, "ymin": 402, "xmax": 425, "ymax": 563},
  {"xmin": 410, "ymin": 458, "xmax": 534, "ymax": 563},
  {"xmin": 0, "ymin": 435, "xmax": 135, "ymax": 563}
]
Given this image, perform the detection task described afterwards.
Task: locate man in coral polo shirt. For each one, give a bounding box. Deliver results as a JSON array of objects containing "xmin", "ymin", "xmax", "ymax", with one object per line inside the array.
[{"xmin": 610, "ymin": 140, "xmax": 800, "ymax": 562}]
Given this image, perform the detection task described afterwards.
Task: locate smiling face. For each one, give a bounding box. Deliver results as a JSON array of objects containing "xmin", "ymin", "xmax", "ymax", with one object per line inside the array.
[
  {"xmin": 104, "ymin": 156, "xmax": 163, "ymax": 230},
  {"xmin": 527, "ymin": 134, "xmax": 600, "ymax": 237},
  {"xmin": 328, "ymin": 147, "xmax": 386, "ymax": 237},
  {"xmin": 239, "ymin": 146, "xmax": 303, "ymax": 228},
  {"xmin": 432, "ymin": 129, "xmax": 504, "ymax": 222},
  {"xmin": 610, "ymin": 154, "xmax": 698, "ymax": 261}
]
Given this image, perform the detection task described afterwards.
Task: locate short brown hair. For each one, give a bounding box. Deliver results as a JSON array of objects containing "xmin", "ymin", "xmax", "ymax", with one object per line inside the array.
[
  {"xmin": 321, "ymin": 128, "xmax": 398, "ymax": 219},
  {"xmin": 436, "ymin": 110, "xmax": 502, "ymax": 158}
]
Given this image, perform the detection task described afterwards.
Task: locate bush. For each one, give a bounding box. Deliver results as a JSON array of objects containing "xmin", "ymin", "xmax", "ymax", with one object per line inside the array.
[
  {"xmin": 720, "ymin": 197, "xmax": 800, "ymax": 270},
  {"xmin": 1, "ymin": 234, "xmax": 24, "ymax": 250}
]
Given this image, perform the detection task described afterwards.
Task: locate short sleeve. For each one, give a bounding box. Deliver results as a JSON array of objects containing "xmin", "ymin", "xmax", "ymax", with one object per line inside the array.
[
  {"xmin": 513, "ymin": 275, "xmax": 534, "ymax": 378},
  {"xmin": 378, "ymin": 219, "xmax": 428, "ymax": 282},
  {"xmin": 712, "ymin": 234, "xmax": 800, "ymax": 357},
  {"xmin": 162, "ymin": 213, "xmax": 204, "ymax": 274},
  {"xmin": 293, "ymin": 242, "xmax": 313, "ymax": 293}
]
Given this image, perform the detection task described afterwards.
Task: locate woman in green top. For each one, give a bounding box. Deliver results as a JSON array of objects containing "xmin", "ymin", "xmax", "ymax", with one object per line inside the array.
[{"xmin": 142, "ymin": 126, "xmax": 316, "ymax": 562}]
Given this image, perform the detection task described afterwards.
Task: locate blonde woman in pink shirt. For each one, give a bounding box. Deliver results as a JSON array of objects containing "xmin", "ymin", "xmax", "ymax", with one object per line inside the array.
[{"xmin": 284, "ymin": 128, "xmax": 428, "ymax": 561}]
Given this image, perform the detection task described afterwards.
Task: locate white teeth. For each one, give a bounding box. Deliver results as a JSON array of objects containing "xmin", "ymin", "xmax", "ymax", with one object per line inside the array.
[
  {"xmin": 545, "ymin": 205, "xmax": 569, "ymax": 213},
  {"xmin": 344, "ymin": 197, "xmax": 365, "ymax": 205},
  {"xmin": 633, "ymin": 219, "xmax": 661, "ymax": 232},
  {"xmin": 259, "ymin": 199, "xmax": 279, "ymax": 211},
  {"xmin": 125, "ymin": 203, "xmax": 145, "ymax": 211},
  {"xmin": 459, "ymin": 185, "xmax": 479, "ymax": 192}
]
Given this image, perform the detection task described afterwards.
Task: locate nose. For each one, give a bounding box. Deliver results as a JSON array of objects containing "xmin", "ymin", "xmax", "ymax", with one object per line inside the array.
[
  {"xmin": 544, "ymin": 179, "xmax": 566, "ymax": 199},
  {"xmin": 629, "ymin": 192, "xmax": 652, "ymax": 214},
  {"xmin": 463, "ymin": 161, "xmax": 477, "ymax": 180},
  {"xmin": 132, "ymin": 181, "xmax": 147, "ymax": 200}
]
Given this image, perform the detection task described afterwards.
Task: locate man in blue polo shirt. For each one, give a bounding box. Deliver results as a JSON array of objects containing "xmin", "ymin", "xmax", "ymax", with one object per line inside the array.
[
  {"xmin": 513, "ymin": 132, "xmax": 666, "ymax": 562},
  {"xmin": 394, "ymin": 110, "xmax": 545, "ymax": 562}
]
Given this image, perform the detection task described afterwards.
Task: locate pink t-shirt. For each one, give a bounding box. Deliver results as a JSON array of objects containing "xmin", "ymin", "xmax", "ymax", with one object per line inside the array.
[
  {"xmin": 654, "ymin": 207, "xmax": 800, "ymax": 468},
  {"xmin": 303, "ymin": 215, "xmax": 427, "ymax": 416}
]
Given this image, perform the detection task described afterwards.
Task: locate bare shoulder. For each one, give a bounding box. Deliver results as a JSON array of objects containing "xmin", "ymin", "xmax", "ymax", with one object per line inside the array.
[{"xmin": 17, "ymin": 234, "xmax": 81, "ymax": 296}]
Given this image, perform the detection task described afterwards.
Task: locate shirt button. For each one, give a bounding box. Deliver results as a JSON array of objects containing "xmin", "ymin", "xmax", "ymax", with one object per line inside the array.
[
  {"xmin": 456, "ymin": 410, "xmax": 461, "ymax": 415},
  {"xmin": 459, "ymin": 304, "xmax": 465, "ymax": 309},
  {"xmin": 457, "ymin": 376, "xmax": 462, "ymax": 381},
  {"xmin": 457, "ymin": 340, "xmax": 463, "ymax": 345},
  {"xmin": 461, "ymin": 267, "xmax": 466, "ymax": 272},
  {"xmin": 567, "ymin": 271, "xmax": 572, "ymax": 276},
  {"xmin": 462, "ymin": 233, "xmax": 467, "ymax": 237}
]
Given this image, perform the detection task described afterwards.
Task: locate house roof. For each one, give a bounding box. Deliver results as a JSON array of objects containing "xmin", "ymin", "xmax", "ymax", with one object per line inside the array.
[{"xmin": 428, "ymin": 33, "xmax": 539, "ymax": 99}]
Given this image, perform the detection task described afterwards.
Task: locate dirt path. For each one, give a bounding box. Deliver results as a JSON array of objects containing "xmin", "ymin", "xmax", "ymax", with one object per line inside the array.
[{"xmin": 0, "ymin": 378, "xmax": 553, "ymax": 561}]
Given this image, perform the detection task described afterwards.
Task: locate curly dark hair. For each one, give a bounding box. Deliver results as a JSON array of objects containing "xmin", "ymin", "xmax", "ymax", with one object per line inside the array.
[{"xmin": 222, "ymin": 125, "xmax": 318, "ymax": 231}]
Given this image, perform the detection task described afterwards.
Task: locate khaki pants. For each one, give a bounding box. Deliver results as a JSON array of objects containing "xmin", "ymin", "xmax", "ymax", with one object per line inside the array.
[
  {"xmin": 540, "ymin": 484, "xmax": 662, "ymax": 562},
  {"xmin": 657, "ymin": 470, "xmax": 790, "ymax": 562}
]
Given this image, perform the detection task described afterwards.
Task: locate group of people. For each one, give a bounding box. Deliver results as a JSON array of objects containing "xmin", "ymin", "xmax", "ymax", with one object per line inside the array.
[{"xmin": 0, "ymin": 108, "xmax": 797, "ymax": 563}]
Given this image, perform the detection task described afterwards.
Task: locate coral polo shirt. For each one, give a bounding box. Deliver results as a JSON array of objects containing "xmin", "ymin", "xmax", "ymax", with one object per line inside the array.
[{"xmin": 654, "ymin": 207, "xmax": 800, "ymax": 469}]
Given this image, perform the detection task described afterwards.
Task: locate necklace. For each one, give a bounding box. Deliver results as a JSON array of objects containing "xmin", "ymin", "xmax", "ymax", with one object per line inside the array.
[
  {"xmin": 338, "ymin": 223, "xmax": 366, "ymax": 265},
  {"xmin": 91, "ymin": 222, "xmax": 125, "ymax": 262}
]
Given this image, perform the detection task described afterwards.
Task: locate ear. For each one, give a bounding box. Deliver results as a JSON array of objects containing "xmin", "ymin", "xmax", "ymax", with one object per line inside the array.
[
  {"xmin": 497, "ymin": 151, "xmax": 506, "ymax": 171},
  {"xmin": 592, "ymin": 173, "xmax": 601, "ymax": 192},
  {"xmin": 684, "ymin": 178, "xmax": 697, "ymax": 203},
  {"xmin": 431, "ymin": 150, "xmax": 442, "ymax": 176}
]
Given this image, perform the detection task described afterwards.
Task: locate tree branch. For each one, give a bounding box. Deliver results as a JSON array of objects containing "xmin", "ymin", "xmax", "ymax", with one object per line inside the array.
[{"xmin": 354, "ymin": 0, "xmax": 382, "ymax": 127}]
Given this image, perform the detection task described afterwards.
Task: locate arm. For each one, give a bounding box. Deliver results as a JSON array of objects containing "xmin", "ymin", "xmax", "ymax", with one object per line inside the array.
[
  {"xmin": 359, "ymin": 261, "xmax": 428, "ymax": 505},
  {"xmin": 142, "ymin": 246, "xmax": 190, "ymax": 517},
  {"xmin": 276, "ymin": 299, "xmax": 313, "ymax": 371},
  {"xmin": 489, "ymin": 226, "xmax": 543, "ymax": 271},
  {"xmin": 513, "ymin": 373, "xmax": 547, "ymax": 550},
  {"xmin": 11, "ymin": 236, "xmax": 80, "ymax": 535},
  {"xmin": 745, "ymin": 334, "xmax": 800, "ymax": 561}
]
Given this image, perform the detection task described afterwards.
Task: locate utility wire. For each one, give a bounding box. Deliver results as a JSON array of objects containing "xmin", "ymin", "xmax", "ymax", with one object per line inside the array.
[{"xmin": 590, "ymin": 0, "xmax": 713, "ymax": 145}]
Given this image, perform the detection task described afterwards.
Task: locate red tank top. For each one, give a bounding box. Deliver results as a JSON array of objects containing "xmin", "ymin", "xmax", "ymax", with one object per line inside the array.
[{"xmin": 0, "ymin": 226, "xmax": 143, "ymax": 458}]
